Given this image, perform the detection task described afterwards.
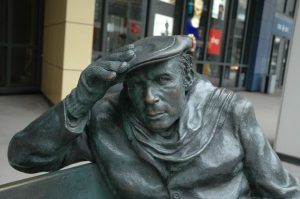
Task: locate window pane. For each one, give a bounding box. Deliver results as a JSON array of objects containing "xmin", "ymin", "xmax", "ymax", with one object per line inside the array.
[
  {"xmin": 0, "ymin": 0, "xmax": 7, "ymax": 42},
  {"xmin": 184, "ymin": 0, "xmax": 209, "ymax": 60},
  {"xmin": 285, "ymin": 0, "xmax": 296, "ymax": 17},
  {"xmin": 12, "ymin": 0, "xmax": 37, "ymax": 44},
  {"xmin": 150, "ymin": 0, "xmax": 177, "ymax": 37},
  {"xmin": 226, "ymin": 0, "xmax": 248, "ymax": 63},
  {"xmin": 128, "ymin": 0, "xmax": 147, "ymax": 41},
  {"xmin": 10, "ymin": 48, "xmax": 36, "ymax": 86},
  {"xmin": 222, "ymin": 66, "xmax": 247, "ymax": 88},
  {"xmin": 207, "ymin": 0, "xmax": 228, "ymax": 62},
  {"xmin": 223, "ymin": 66, "xmax": 238, "ymax": 87},
  {"xmin": 0, "ymin": 47, "xmax": 6, "ymax": 86},
  {"xmin": 153, "ymin": 13, "xmax": 174, "ymax": 36},
  {"xmin": 276, "ymin": 0, "xmax": 285, "ymax": 13},
  {"xmin": 205, "ymin": 64, "xmax": 221, "ymax": 86},
  {"xmin": 103, "ymin": 0, "xmax": 147, "ymax": 52}
]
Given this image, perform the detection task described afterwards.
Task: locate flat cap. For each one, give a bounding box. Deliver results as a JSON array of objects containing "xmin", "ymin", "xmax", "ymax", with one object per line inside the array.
[{"xmin": 127, "ymin": 35, "xmax": 192, "ymax": 72}]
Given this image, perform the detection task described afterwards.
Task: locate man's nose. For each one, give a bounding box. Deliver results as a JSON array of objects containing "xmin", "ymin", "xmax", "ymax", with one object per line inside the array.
[{"xmin": 144, "ymin": 87, "xmax": 159, "ymax": 104}]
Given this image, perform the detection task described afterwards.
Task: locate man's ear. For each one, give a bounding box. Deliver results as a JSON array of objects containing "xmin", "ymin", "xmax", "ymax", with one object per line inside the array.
[{"xmin": 184, "ymin": 69, "xmax": 194, "ymax": 92}]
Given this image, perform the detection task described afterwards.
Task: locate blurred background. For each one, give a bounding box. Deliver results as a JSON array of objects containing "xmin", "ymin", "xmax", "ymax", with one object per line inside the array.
[{"xmin": 0, "ymin": 0, "xmax": 300, "ymax": 185}]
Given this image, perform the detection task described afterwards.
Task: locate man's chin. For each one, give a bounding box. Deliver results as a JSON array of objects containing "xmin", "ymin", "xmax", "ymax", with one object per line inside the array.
[{"xmin": 145, "ymin": 120, "xmax": 173, "ymax": 133}]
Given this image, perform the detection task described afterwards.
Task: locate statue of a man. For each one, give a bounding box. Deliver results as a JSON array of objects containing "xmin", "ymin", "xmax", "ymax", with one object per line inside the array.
[{"xmin": 8, "ymin": 36, "xmax": 300, "ymax": 198}]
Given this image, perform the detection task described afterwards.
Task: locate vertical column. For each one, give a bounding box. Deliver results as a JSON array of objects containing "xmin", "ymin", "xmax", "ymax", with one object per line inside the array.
[
  {"xmin": 246, "ymin": 0, "xmax": 276, "ymax": 91},
  {"xmin": 61, "ymin": 0, "xmax": 95, "ymax": 99},
  {"xmin": 274, "ymin": 5, "xmax": 300, "ymax": 159},
  {"xmin": 42, "ymin": 0, "xmax": 95, "ymax": 104},
  {"xmin": 42, "ymin": 0, "xmax": 67, "ymax": 103}
]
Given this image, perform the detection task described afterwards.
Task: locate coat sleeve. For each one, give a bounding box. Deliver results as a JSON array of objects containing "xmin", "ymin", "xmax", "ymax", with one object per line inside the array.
[
  {"xmin": 238, "ymin": 100, "xmax": 300, "ymax": 198},
  {"xmin": 7, "ymin": 101, "xmax": 94, "ymax": 173}
]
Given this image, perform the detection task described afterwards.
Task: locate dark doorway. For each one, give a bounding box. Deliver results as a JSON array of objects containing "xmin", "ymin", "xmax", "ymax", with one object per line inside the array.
[{"xmin": 0, "ymin": 0, "xmax": 43, "ymax": 94}]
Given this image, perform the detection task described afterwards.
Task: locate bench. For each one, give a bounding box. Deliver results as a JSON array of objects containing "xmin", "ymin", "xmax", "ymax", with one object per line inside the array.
[{"xmin": 0, "ymin": 163, "xmax": 115, "ymax": 199}]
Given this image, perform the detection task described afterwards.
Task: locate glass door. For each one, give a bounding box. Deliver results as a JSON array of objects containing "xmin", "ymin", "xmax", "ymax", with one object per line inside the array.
[
  {"xmin": 0, "ymin": 0, "xmax": 43, "ymax": 93},
  {"xmin": 100, "ymin": 0, "xmax": 148, "ymax": 53},
  {"xmin": 269, "ymin": 36, "xmax": 289, "ymax": 90}
]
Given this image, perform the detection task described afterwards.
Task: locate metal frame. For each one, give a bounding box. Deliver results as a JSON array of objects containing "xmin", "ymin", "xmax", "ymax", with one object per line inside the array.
[
  {"xmin": 6, "ymin": 0, "xmax": 12, "ymax": 87},
  {"xmin": 100, "ymin": 0, "xmax": 109, "ymax": 53},
  {"xmin": 220, "ymin": 0, "xmax": 234, "ymax": 87},
  {"xmin": 0, "ymin": 0, "xmax": 44, "ymax": 94},
  {"xmin": 237, "ymin": 0, "xmax": 251, "ymax": 87},
  {"xmin": 202, "ymin": 0, "xmax": 213, "ymax": 61}
]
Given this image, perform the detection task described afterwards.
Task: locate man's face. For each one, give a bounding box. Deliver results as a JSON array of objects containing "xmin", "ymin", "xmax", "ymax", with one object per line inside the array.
[{"xmin": 126, "ymin": 58, "xmax": 186, "ymax": 133}]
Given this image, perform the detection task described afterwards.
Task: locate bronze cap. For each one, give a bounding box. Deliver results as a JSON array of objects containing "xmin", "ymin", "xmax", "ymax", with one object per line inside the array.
[{"xmin": 127, "ymin": 35, "xmax": 193, "ymax": 72}]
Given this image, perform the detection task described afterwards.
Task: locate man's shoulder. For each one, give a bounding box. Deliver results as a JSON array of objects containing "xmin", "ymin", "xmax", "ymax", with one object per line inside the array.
[
  {"xmin": 215, "ymin": 89, "xmax": 254, "ymax": 129},
  {"xmin": 229, "ymin": 92, "xmax": 251, "ymax": 116},
  {"xmin": 200, "ymin": 84, "xmax": 251, "ymax": 120},
  {"xmin": 191, "ymin": 75, "xmax": 251, "ymax": 116}
]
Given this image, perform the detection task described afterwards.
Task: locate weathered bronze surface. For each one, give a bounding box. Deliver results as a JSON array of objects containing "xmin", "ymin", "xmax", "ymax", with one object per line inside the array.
[
  {"xmin": 0, "ymin": 163, "xmax": 114, "ymax": 199},
  {"xmin": 8, "ymin": 36, "xmax": 300, "ymax": 198}
]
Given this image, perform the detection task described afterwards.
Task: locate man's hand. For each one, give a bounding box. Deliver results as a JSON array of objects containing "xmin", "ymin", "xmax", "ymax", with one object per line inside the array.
[
  {"xmin": 84, "ymin": 44, "xmax": 135, "ymax": 89},
  {"xmin": 65, "ymin": 44, "xmax": 135, "ymax": 119}
]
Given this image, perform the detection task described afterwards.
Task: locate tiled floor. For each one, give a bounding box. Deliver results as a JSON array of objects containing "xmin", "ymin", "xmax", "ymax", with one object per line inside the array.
[
  {"xmin": 0, "ymin": 93, "xmax": 299, "ymax": 186},
  {"xmin": 0, "ymin": 95, "xmax": 50, "ymax": 184}
]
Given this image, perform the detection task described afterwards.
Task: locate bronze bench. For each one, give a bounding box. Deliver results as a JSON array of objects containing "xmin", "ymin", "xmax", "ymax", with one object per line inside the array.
[{"xmin": 0, "ymin": 163, "xmax": 114, "ymax": 199}]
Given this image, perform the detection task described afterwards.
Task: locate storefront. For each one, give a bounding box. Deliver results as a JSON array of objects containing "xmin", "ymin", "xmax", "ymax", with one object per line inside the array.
[
  {"xmin": 92, "ymin": 0, "xmax": 184, "ymax": 61},
  {"xmin": 183, "ymin": 0, "xmax": 253, "ymax": 90},
  {"xmin": 0, "ymin": 0, "xmax": 298, "ymax": 99},
  {"xmin": 90, "ymin": 0, "xmax": 257, "ymax": 90}
]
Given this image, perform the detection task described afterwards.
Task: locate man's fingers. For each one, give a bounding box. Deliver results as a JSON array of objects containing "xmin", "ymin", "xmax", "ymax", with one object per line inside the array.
[
  {"xmin": 100, "ymin": 61, "xmax": 130, "ymax": 74},
  {"xmin": 111, "ymin": 44, "xmax": 134, "ymax": 53},
  {"xmin": 89, "ymin": 60, "xmax": 131, "ymax": 82},
  {"xmin": 102, "ymin": 44, "xmax": 135, "ymax": 62},
  {"xmin": 89, "ymin": 66, "xmax": 116, "ymax": 81}
]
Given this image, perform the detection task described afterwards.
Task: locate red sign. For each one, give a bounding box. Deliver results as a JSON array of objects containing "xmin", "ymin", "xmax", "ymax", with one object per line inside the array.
[
  {"xmin": 130, "ymin": 21, "xmax": 142, "ymax": 34},
  {"xmin": 208, "ymin": 28, "xmax": 222, "ymax": 55}
]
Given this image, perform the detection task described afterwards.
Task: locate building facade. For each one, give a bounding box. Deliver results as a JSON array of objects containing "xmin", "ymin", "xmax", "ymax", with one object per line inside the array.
[{"xmin": 0, "ymin": 0, "xmax": 298, "ymax": 103}]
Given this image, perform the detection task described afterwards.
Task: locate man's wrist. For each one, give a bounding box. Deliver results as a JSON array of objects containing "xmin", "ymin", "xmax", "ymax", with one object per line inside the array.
[
  {"xmin": 65, "ymin": 75, "xmax": 104, "ymax": 118},
  {"xmin": 63, "ymin": 99, "xmax": 90, "ymax": 134}
]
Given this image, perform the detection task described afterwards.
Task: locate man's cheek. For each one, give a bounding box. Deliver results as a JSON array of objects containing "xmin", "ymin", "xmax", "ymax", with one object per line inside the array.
[{"xmin": 167, "ymin": 90, "xmax": 184, "ymax": 104}]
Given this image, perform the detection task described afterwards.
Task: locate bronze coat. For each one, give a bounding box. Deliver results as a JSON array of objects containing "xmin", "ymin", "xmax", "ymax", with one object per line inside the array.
[{"xmin": 8, "ymin": 76, "xmax": 300, "ymax": 199}]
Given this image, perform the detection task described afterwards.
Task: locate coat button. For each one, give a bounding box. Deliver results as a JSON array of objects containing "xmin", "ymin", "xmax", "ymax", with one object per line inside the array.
[{"xmin": 172, "ymin": 192, "xmax": 180, "ymax": 199}]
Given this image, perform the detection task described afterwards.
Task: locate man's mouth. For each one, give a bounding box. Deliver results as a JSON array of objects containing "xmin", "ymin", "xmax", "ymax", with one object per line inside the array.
[{"xmin": 146, "ymin": 112, "xmax": 165, "ymax": 120}]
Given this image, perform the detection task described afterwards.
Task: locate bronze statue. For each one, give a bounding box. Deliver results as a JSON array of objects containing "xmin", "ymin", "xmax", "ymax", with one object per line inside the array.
[{"xmin": 8, "ymin": 36, "xmax": 300, "ymax": 198}]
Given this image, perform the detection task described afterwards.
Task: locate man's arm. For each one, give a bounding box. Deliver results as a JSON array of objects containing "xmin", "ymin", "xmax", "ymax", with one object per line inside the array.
[
  {"xmin": 238, "ymin": 100, "xmax": 300, "ymax": 198},
  {"xmin": 8, "ymin": 45, "xmax": 135, "ymax": 173},
  {"xmin": 8, "ymin": 102, "xmax": 93, "ymax": 173}
]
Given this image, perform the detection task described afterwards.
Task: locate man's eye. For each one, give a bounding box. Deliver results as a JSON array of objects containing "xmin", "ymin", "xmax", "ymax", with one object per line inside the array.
[{"xmin": 157, "ymin": 75, "xmax": 172, "ymax": 84}]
